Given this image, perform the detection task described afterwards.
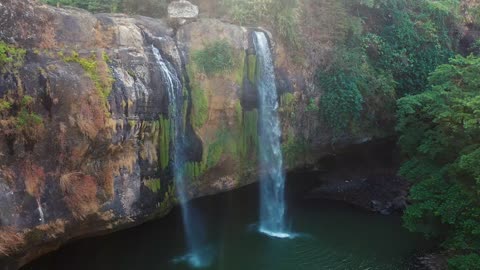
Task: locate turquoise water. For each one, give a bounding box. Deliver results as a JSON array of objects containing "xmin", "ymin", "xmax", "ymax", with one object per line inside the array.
[{"xmin": 23, "ymin": 177, "xmax": 431, "ymax": 270}]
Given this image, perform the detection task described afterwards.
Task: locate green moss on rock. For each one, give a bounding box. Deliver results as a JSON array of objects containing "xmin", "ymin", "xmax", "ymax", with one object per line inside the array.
[
  {"xmin": 63, "ymin": 51, "xmax": 114, "ymax": 104},
  {"xmin": 193, "ymin": 40, "xmax": 235, "ymax": 76},
  {"xmin": 157, "ymin": 116, "xmax": 171, "ymax": 170},
  {"xmin": 248, "ymin": 54, "xmax": 257, "ymax": 83},
  {"xmin": 144, "ymin": 178, "xmax": 161, "ymax": 193},
  {"xmin": 0, "ymin": 42, "xmax": 26, "ymax": 73},
  {"xmin": 239, "ymin": 109, "xmax": 259, "ymax": 160},
  {"xmin": 282, "ymin": 136, "xmax": 309, "ymax": 168},
  {"xmin": 191, "ymin": 86, "xmax": 209, "ymax": 129},
  {"xmin": 184, "ymin": 161, "xmax": 205, "ymax": 182}
]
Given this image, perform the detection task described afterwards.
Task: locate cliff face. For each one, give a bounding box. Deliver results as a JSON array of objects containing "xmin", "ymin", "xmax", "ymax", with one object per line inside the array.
[{"xmin": 0, "ymin": 0, "xmax": 386, "ymax": 268}]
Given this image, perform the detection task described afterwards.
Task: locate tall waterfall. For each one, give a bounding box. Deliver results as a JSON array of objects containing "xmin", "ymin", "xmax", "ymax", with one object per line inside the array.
[
  {"xmin": 254, "ymin": 32, "xmax": 289, "ymax": 238},
  {"xmin": 152, "ymin": 45, "xmax": 210, "ymax": 267}
]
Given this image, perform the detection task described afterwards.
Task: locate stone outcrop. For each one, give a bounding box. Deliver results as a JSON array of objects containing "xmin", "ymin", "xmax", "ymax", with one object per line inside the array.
[
  {"xmin": 168, "ymin": 0, "xmax": 199, "ymax": 25},
  {"xmin": 0, "ymin": 1, "xmax": 388, "ymax": 269}
]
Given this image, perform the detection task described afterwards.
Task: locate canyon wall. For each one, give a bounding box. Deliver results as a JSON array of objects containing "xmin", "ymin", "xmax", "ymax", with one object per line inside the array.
[{"xmin": 0, "ymin": 0, "xmax": 393, "ymax": 268}]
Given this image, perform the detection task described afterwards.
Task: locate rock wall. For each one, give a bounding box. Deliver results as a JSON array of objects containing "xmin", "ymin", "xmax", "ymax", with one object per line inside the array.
[{"xmin": 0, "ymin": 1, "xmax": 388, "ymax": 269}]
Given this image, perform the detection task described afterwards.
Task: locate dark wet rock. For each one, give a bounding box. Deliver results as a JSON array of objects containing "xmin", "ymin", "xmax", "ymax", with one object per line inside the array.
[{"xmin": 306, "ymin": 139, "xmax": 409, "ymax": 214}]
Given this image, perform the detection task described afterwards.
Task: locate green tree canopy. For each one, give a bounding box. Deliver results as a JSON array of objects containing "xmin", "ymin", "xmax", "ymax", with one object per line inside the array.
[{"xmin": 397, "ymin": 55, "xmax": 480, "ymax": 269}]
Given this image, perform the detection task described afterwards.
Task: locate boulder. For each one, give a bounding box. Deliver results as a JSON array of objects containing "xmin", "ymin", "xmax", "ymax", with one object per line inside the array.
[{"xmin": 168, "ymin": 0, "xmax": 199, "ymax": 25}]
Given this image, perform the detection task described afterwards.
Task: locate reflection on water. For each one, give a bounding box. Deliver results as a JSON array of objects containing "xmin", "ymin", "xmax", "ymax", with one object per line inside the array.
[{"xmin": 22, "ymin": 175, "xmax": 432, "ymax": 270}]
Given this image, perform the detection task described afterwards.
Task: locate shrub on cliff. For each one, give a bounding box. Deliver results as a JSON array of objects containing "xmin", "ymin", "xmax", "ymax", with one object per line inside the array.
[
  {"xmin": 193, "ymin": 40, "xmax": 235, "ymax": 76},
  {"xmin": 0, "ymin": 41, "xmax": 26, "ymax": 73}
]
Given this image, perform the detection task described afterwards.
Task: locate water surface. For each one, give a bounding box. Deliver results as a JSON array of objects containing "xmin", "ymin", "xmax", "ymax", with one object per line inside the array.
[{"xmin": 23, "ymin": 175, "xmax": 430, "ymax": 270}]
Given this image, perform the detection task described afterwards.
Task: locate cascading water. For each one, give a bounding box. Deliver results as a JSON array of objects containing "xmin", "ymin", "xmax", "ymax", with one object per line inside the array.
[
  {"xmin": 36, "ymin": 198, "xmax": 45, "ymax": 224},
  {"xmin": 152, "ymin": 45, "xmax": 211, "ymax": 267},
  {"xmin": 254, "ymin": 32, "xmax": 290, "ymax": 238}
]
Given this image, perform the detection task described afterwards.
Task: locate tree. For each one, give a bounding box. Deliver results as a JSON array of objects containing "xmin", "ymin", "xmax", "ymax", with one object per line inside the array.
[{"xmin": 397, "ymin": 55, "xmax": 480, "ymax": 269}]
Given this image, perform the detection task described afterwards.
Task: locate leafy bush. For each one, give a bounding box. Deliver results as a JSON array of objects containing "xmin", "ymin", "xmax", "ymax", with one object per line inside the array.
[
  {"xmin": 397, "ymin": 55, "xmax": 480, "ymax": 269},
  {"xmin": 312, "ymin": 0, "xmax": 459, "ymax": 134},
  {"xmin": 358, "ymin": 0, "xmax": 458, "ymax": 96},
  {"xmin": 317, "ymin": 69, "xmax": 363, "ymax": 132},
  {"xmin": 193, "ymin": 40, "xmax": 235, "ymax": 76},
  {"xmin": 449, "ymin": 254, "xmax": 480, "ymax": 270},
  {"xmin": 0, "ymin": 42, "xmax": 26, "ymax": 73},
  {"xmin": 0, "ymin": 100, "xmax": 12, "ymax": 113}
]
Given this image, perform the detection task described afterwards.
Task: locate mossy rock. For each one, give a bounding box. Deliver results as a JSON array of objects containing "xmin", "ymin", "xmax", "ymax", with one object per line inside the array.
[{"xmin": 248, "ymin": 54, "xmax": 257, "ymax": 83}]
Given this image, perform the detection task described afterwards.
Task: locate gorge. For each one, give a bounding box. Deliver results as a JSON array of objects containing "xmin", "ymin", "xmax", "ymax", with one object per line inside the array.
[{"xmin": 1, "ymin": 0, "xmax": 480, "ymax": 269}]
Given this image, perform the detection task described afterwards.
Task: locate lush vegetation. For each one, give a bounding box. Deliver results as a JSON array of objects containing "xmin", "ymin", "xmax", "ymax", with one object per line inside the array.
[
  {"xmin": 193, "ymin": 40, "xmax": 235, "ymax": 76},
  {"xmin": 0, "ymin": 42, "xmax": 26, "ymax": 74},
  {"xmin": 316, "ymin": 65, "xmax": 364, "ymax": 132},
  {"xmin": 397, "ymin": 55, "xmax": 480, "ymax": 269},
  {"xmin": 41, "ymin": 0, "xmax": 168, "ymax": 16},
  {"xmin": 315, "ymin": 0, "xmax": 459, "ymax": 133}
]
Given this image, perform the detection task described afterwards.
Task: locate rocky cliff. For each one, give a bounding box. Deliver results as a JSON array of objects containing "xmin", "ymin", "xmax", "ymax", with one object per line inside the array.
[{"xmin": 0, "ymin": 0, "xmax": 388, "ymax": 269}]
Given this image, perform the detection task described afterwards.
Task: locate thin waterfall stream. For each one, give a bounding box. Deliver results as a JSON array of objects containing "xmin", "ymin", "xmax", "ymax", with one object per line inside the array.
[
  {"xmin": 152, "ymin": 45, "xmax": 211, "ymax": 267},
  {"xmin": 253, "ymin": 32, "xmax": 290, "ymax": 238}
]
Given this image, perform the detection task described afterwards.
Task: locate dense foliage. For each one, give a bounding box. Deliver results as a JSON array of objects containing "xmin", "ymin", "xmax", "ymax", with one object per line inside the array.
[
  {"xmin": 41, "ymin": 0, "xmax": 168, "ymax": 16},
  {"xmin": 316, "ymin": 0, "xmax": 459, "ymax": 133},
  {"xmin": 316, "ymin": 67, "xmax": 363, "ymax": 132},
  {"xmin": 0, "ymin": 41, "xmax": 26, "ymax": 73},
  {"xmin": 193, "ymin": 40, "xmax": 235, "ymax": 76},
  {"xmin": 397, "ymin": 55, "xmax": 480, "ymax": 269}
]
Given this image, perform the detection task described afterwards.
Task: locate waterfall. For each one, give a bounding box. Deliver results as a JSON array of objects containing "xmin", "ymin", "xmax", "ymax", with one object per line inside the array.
[
  {"xmin": 36, "ymin": 198, "xmax": 45, "ymax": 224},
  {"xmin": 254, "ymin": 32, "xmax": 290, "ymax": 238},
  {"xmin": 152, "ymin": 45, "xmax": 210, "ymax": 267}
]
